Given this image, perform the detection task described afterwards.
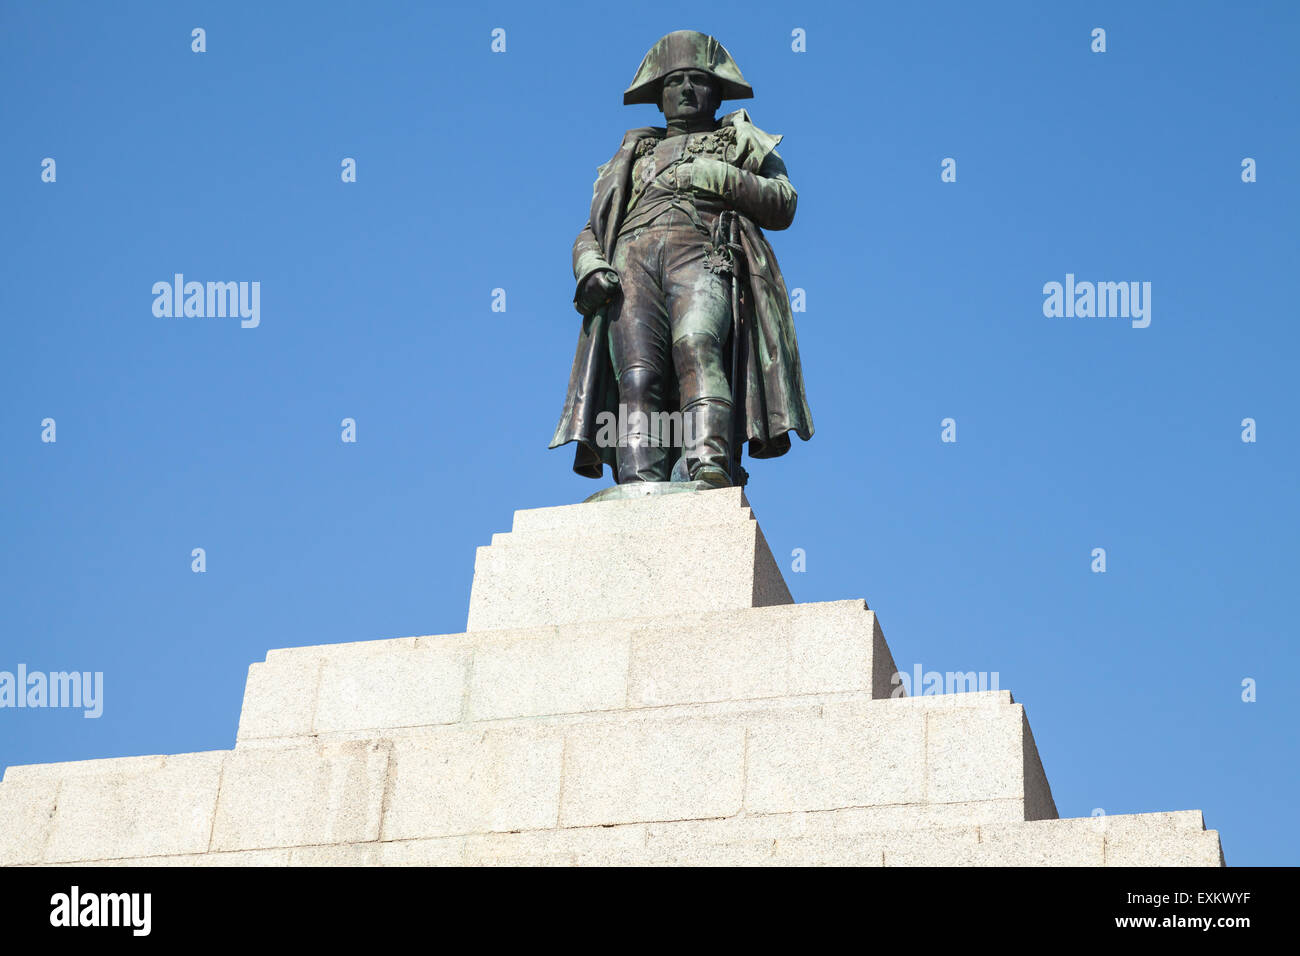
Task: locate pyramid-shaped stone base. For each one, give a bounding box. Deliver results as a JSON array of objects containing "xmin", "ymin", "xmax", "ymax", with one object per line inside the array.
[{"xmin": 0, "ymin": 489, "xmax": 1224, "ymax": 866}]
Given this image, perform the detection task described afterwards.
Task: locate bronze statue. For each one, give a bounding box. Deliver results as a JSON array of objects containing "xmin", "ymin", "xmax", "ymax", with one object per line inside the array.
[{"xmin": 550, "ymin": 30, "xmax": 813, "ymax": 489}]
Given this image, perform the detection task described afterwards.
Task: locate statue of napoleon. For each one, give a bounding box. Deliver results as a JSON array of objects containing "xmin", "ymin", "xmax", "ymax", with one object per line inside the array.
[{"xmin": 549, "ymin": 30, "xmax": 813, "ymax": 490}]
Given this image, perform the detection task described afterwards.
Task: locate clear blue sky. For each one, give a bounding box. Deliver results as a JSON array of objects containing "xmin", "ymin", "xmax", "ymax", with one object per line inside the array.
[{"xmin": 2, "ymin": 1, "xmax": 1296, "ymax": 865}]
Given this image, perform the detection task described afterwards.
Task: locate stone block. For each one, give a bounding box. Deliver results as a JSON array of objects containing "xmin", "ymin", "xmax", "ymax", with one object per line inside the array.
[
  {"xmin": 975, "ymin": 819, "xmax": 1107, "ymax": 866},
  {"xmin": 234, "ymin": 599, "xmax": 900, "ymax": 743},
  {"xmin": 466, "ymin": 490, "xmax": 791, "ymax": 631},
  {"xmin": 509, "ymin": 486, "xmax": 751, "ymax": 535},
  {"xmin": 745, "ymin": 705, "xmax": 926, "ymax": 814},
  {"xmin": 236, "ymin": 658, "xmax": 319, "ymax": 741},
  {"xmin": 559, "ymin": 716, "xmax": 746, "ymax": 827},
  {"xmin": 0, "ymin": 776, "xmax": 59, "ymax": 865},
  {"xmin": 628, "ymin": 600, "xmax": 896, "ymax": 707},
  {"xmin": 314, "ymin": 642, "xmax": 470, "ymax": 733},
  {"xmin": 381, "ymin": 726, "xmax": 564, "ymax": 840},
  {"xmin": 42, "ymin": 751, "xmax": 225, "ymax": 864},
  {"xmin": 1090, "ymin": 810, "xmax": 1224, "ymax": 866},
  {"xmin": 925, "ymin": 703, "xmax": 1030, "ymax": 805},
  {"xmin": 211, "ymin": 740, "xmax": 388, "ymax": 851},
  {"xmin": 467, "ymin": 622, "xmax": 629, "ymax": 721}
]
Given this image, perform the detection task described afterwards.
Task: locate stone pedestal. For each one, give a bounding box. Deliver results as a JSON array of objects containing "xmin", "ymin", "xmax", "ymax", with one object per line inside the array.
[
  {"xmin": 0, "ymin": 488, "xmax": 1225, "ymax": 866},
  {"xmin": 466, "ymin": 487, "xmax": 791, "ymax": 630}
]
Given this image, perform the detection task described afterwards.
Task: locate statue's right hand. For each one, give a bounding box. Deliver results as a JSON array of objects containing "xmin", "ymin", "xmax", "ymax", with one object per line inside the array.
[{"xmin": 577, "ymin": 269, "xmax": 620, "ymax": 315}]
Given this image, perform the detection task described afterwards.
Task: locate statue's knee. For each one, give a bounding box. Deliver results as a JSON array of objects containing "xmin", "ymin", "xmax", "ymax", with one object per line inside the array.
[
  {"xmin": 673, "ymin": 333, "xmax": 730, "ymax": 402},
  {"xmin": 617, "ymin": 364, "xmax": 664, "ymax": 406}
]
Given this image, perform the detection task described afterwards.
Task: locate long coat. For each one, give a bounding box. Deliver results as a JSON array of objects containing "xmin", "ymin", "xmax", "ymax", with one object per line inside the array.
[{"xmin": 549, "ymin": 109, "xmax": 814, "ymax": 479}]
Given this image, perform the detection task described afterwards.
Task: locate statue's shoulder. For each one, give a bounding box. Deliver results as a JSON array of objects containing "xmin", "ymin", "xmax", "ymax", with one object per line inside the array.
[
  {"xmin": 594, "ymin": 126, "xmax": 664, "ymax": 177},
  {"xmin": 719, "ymin": 109, "xmax": 784, "ymax": 169},
  {"xmin": 592, "ymin": 127, "xmax": 661, "ymax": 183},
  {"xmin": 619, "ymin": 126, "xmax": 665, "ymax": 149}
]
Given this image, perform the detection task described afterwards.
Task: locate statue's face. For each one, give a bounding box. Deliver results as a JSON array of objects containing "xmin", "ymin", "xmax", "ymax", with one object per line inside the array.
[{"xmin": 659, "ymin": 69, "xmax": 721, "ymax": 120}]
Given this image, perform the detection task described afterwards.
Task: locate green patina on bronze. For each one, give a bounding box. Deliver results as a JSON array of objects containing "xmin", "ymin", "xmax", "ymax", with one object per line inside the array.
[
  {"xmin": 622, "ymin": 30, "xmax": 754, "ymax": 105},
  {"xmin": 549, "ymin": 30, "xmax": 814, "ymax": 487}
]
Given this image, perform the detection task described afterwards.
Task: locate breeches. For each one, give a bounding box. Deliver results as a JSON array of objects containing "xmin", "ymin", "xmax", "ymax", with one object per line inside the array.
[{"xmin": 606, "ymin": 217, "xmax": 734, "ymax": 483}]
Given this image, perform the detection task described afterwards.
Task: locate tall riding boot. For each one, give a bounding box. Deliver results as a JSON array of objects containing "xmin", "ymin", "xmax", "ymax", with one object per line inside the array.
[
  {"xmin": 681, "ymin": 398, "xmax": 733, "ymax": 487},
  {"xmin": 673, "ymin": 331, "xmax": 735, "ymax": 487},
  {"xmin": 616, "ymin": 426, "xmax": 670, "ymax": 483},
  {"xmin": 615, "ymin": 365, "xmax": 671, "ymax": 483}
]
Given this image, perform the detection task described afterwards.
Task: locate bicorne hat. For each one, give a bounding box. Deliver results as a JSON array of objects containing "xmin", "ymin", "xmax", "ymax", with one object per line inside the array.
[{"xmin": 623, "ymin": 30, "xmax": 753, "ymax": 106}]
